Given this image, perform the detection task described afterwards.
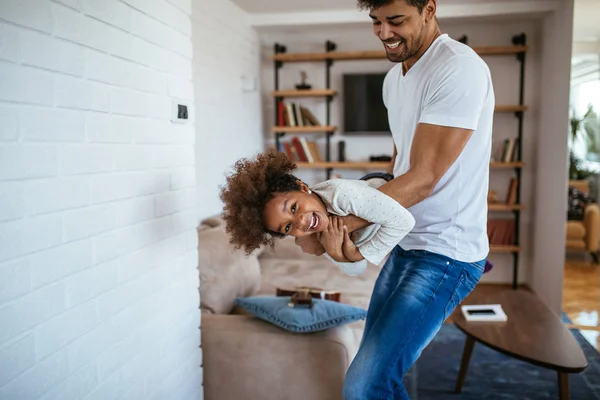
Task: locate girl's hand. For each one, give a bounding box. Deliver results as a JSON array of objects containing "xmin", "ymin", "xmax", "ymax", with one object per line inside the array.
[
  {"xmin": 342, "ymin": 226, "xmax": 364, "ymax": 262},
  {"xmin": 319, "ymin": 216, "xmax": 348, "ymax": 262}
]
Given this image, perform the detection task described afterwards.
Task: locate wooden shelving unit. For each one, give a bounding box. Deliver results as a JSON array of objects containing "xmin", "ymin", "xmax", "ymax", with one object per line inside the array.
[
  {"xmin": 490, "ymin": 245, "xmax": 521, "ymax": 253},
  {"xmin": 490, "ymin": 161, "xmax": 524, "ymax": 169},
  {"xmin": 271, "ymin": 45, "xmax": 529, "ymax": 62},
  {"xmin": 271, "ymin": 89, "xmax": 336, "ymax": 98},
  {"xmin": 488, "ymin": 203, "xmax": 523, "ymax": 212},
  {"xmin": 272, "ymin": 34, "xmax": 528, "ymax": 288},
  {"xmin": 270, "ymin": 126, "xmax": 336, "ymax": 133},
  {"xmin": 296, "ymin": 161, "xmax": 389, "ymax": 170},
  {"xmin": 296, "ymin": 161, "xmax": 525, "ymax": 170},
  {"xmin": 495, "ymin": 105, "xmax": 528, "ymax": 113}
]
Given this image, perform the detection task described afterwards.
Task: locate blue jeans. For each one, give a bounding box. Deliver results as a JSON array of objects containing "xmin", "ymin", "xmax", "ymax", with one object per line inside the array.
[{"xmin": 342, "ymin": 246, "xmax": 485, "ymax": 399}]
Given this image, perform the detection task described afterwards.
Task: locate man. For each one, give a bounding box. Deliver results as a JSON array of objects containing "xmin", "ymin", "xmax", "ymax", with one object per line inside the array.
[{"xmin": 296, "ymin": 0, "xmax": 494, "ymax": 398}]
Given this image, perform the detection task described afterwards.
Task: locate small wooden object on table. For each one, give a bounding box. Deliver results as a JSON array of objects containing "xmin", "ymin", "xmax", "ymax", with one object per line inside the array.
[
  {"xmin": 276, "ymin": 286, "xmax": 341, "ymax": 309},
  {"xmin": 453, "ymin": 289, "xmax": 587, "ymax": 400}
]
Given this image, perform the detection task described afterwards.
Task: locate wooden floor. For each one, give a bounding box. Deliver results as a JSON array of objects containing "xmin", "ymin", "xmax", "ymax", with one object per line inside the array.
[
  {"xmin": 563, "ymin": 257, "xmax": 600, "ymax": 350},
  {"xmin": 460, "ymin": 258, "xmax": 600, "ymax": 350}
]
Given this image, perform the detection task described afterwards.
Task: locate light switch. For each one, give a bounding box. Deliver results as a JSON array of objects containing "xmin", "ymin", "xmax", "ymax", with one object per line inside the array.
[{"xmin": 171, "ymin": 99, "xmax": 190, "ymax": 123}]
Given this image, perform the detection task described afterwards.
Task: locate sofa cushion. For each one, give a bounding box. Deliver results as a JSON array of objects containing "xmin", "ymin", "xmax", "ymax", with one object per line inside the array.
[
  {"xmin": 257, "ymin": 255, "xmax": 379, "ymax": 311},
  {"xmin": 566, "ymin": 221, "xmax": 586, "ymax": 240},
  {"xmin": 256, "ymin": 237, "xmax": 382, "ymax": 345},
  {"xmin": 234, "ymin": 296, "xmax": 366, "ymax": 333},
  {"xmin": 198, "ymin": 224, "xmax": 261, "ymax": 314},
  {"xmin": 566, "ymin": 239, "xmax": 586, "ymax": 250}
]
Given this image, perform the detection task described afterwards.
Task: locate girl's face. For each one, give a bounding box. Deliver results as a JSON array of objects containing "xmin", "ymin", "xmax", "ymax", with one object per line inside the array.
[{"xmin": 262, "ymin": 184, "xmax": 329, "ymax": 238}]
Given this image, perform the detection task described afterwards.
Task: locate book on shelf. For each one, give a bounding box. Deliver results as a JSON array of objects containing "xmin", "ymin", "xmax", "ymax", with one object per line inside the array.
[
  {"xmin": 277, "ymin": 100, "xmax": 321, "ymax": 127},
  {"xmin": 492, "ymin": 138, "xmax": 519, "ymax": 162},
  {"xmin": 292, "ymin": 137, "xmax": 309, "ymax": 161},
  {"xmin": 487, "ymin": 178, "xmax": 519, "ymax": 205},
  {"xmin": 487, "ymin": 219, "xmax": 515, "ymax": 245},
  {"xmin": 279, "ymin": 136, "xmax": 323, "ymax": 163},
  {"xmin": 506, "ymin": 178, "xmax": 518, "ymax": 204}
]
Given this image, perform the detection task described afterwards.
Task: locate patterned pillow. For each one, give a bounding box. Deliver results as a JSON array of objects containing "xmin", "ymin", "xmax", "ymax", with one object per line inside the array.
[
  {"xmin": 235, "ymin": 296, "xmax": 367, "ymax": 333},
  {"xmin": 568, "ymin": 186, "xmax": 594, "ymax": 221}
]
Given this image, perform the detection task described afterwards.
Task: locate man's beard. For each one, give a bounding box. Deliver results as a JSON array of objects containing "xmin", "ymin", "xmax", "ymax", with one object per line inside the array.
[{"xmin": 386, "ymin": 24, "xmax": 424, "ymax": 63}]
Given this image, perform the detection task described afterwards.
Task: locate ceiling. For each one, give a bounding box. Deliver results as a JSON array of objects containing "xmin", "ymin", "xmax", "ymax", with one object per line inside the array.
[
  {"xmin": 230, "ymin": 0, "xmax": 352, "ymax": 13},
  {"xmin": 230, "ymin": 0, "xmax": 600, "ymax": 48},
  {"xmin": 230, "ymin": 0, "xmax": 553, "ymax": 14},
  {"xmin": 573, "ymin": 0, "xmax": 600, "ymax": 43}
]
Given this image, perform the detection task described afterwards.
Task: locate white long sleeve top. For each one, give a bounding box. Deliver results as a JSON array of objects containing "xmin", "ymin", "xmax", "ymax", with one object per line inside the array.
[{"xmin": 310, "ymin": 178, "xmax": 415, "ymax": 276}]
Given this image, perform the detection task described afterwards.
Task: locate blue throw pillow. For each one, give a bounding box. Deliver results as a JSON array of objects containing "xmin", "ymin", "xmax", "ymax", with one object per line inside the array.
[{"xmin": 235, "ymin": 296, "xmax": 367, "ymax": 333}]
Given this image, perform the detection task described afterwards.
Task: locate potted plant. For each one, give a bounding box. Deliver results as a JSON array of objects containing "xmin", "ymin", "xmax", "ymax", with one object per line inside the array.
[
  {"xmin": 568, "ymin": 105, "xmax": 596, "ymax": 180},
  {"xmin": 583, "ymin": 106, "xmax": 600, "ymax": 162}
]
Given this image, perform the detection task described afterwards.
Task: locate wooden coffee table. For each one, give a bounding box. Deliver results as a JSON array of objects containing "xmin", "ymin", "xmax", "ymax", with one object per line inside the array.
[{"xmin": 453, "ymin": 289, "xmax": 588, "ymax": 400}]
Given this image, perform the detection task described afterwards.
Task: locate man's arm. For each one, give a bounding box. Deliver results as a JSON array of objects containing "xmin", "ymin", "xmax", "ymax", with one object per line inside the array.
[
  {"xmin": 343, "ymin": 122, "xmax": 473, "ymax": 233},
  {"xmin": 388, "ymin": 145, "xmax": 397, "ymax": 175}
]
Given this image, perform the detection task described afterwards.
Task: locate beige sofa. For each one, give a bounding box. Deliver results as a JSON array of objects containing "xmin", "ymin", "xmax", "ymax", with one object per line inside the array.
[
  {"xmin": 566, "ymin": 179, "xmax": 600, "ymax": 262},
  {"xmin": 198, "ymin": 216, "xmax": 380, "ymax": 400}
]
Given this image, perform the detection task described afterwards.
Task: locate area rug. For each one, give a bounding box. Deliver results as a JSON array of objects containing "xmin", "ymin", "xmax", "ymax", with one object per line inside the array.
[{"xmin": 402, "ymin": 323, "xmax": 600, "ymax": 399}]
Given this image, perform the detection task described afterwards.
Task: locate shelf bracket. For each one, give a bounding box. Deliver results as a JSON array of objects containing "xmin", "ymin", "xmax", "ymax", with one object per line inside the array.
[
  {"xmin": 274, "ymin": 132, "xmax": 285, "ymax": 154},
  {"xmin": 326, "ymin": 168, "xmax": 333, "ymax": 180},
  {"xmin": 274, "ymin": 43, "xmax": 286, "ymax": 69},
  {"xmin": 512, "ymin": 33, "xmax": 527, "ymax": 62},
  {"xmin": 325, "ymin": 40, "xmax": 336, "ymax": 68}
]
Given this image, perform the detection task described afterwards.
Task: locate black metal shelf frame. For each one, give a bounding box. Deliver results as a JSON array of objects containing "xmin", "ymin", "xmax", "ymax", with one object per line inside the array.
[
  {"xmin": 511, "ymin": 32, "xmax": 527, "ymax": 289},
  {"xmin": 273, "ymin": 41, "xmax": 337, "ymax": 179}
]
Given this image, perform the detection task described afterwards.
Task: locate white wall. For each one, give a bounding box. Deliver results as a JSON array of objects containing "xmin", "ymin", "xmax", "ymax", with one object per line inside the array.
[
  {"xmin": 258, "ymin": 18, "xmax": 544, "ymax": 286},
  {"xmin": 531, "ymin": 0, "xmax": 575, "ymax": 314},
  {"xmin": 192, "ymin": 0, "xmax": 264, "ymax": 221},
  {"xmin": 0, "ymin": 1, "xmax": 202, "ymax": 399}
]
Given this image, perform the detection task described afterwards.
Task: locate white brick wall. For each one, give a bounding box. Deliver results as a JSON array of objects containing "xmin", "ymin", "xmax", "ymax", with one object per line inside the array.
[
  {"xmin": 192, "ymin": 0, "xmax": 264, "ymax": 220},
  {"xmin": 0, "ymin": 0, "xmax": 202, "ymax": 399}
]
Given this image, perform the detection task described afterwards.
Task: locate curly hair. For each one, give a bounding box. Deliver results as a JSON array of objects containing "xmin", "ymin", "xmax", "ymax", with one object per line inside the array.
[
  {"xmin": 357, "ymin": 0, "xmax": 428, "ymax": 13},
  {"xmin": 219, "ymin": 149, "xmax": 301, "ymax": 255}
]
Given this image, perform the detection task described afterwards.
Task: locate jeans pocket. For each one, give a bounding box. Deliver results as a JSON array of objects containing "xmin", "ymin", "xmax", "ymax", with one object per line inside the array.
[
  {"xmin": 463, "ymin": 263, "xmax": 484, "ymax": 290},
  {"xmin": 443, "ymin": 268, "xmax": 477, "ymax": 321}
]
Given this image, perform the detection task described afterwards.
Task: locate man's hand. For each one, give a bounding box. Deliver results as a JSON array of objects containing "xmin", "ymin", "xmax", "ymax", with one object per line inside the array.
[
  {"xmin": 294, "ymin": 235, "xmax": 325, "ymax": 256},
  {"xmin": 318, "ymin": 216, "xmax": 350, "ymax": 262}
]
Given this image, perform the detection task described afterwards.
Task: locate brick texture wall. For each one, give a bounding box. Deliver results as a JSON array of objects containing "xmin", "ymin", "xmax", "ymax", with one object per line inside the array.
[
  {"xmin": 0, "ymin": 0, "xmax": 202, "ymax": 399},
  {"xmin": 192, "ymin": 0, "xmax": 264, "ymax": 220}
]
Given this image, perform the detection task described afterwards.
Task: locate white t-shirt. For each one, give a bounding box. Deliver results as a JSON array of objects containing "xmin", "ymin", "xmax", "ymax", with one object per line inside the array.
[
  {"xmin": 311, "ymin": 178, "xmax": 415, "ymax": 275},
  {"xmin": 383, "ymin": 34, "xmax": 494, "ymax": 262}
]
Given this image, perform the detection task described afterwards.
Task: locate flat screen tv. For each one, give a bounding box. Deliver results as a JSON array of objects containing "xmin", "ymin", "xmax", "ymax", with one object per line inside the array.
[{"xmin": 343, "ymin": 73, "xmax": 390, "ymax": 134}]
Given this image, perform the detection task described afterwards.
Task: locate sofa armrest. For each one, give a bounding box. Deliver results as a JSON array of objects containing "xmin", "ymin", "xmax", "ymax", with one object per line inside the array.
[
  {"xmin": 201, "ymin": 314, "xmax": 356, "ymax": 400},
  {"xmin": 584, "ymin": 203, "xmax": 600, "ymax": 252}
]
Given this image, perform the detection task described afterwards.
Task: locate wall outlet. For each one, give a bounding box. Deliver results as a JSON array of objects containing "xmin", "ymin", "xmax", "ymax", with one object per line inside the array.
[
  {"xmin": 171, "ymin": 99, "xmax": 190, "ymax": 123},
  {"xmin": 241, "ymin": 75, "xmax": 257, "ymax": 92}
]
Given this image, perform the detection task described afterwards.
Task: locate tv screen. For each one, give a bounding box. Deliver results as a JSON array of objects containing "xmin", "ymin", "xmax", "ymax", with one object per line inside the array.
[{"xmin": 343, "ymin": 73, "xmax": 390, "ymax": 134}]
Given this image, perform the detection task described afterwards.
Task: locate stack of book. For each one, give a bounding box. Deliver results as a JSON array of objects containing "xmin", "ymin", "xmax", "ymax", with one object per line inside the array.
[
  {"xmin": 277, "ymin": 101, "xmax": 321, "ymax": 127},
  {"xmin": 494, "ymin": 138, "xmax": 519, "ymax": 162},
  {"xmin": 280, "ymin": 137, "xmax": 323, "ymax": 163},
  {"xmin": 487, "ymin": 177, "xmax": 519, "ymax": 246},
  {"xmin": 487, "ymin": 219, "xmax": 515, "ymax": 245}
]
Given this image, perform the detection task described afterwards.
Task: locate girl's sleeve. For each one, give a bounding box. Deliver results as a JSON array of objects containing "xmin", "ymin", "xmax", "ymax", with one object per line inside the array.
[{"xmin": 328, "ymin": 180, "xmax": 415, "ymax": 266}]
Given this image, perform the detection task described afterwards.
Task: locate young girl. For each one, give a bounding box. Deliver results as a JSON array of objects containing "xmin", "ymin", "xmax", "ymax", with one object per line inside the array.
[{"xmin": 219, "ymin": 149, "xmax": 415, "ymax": 276}]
